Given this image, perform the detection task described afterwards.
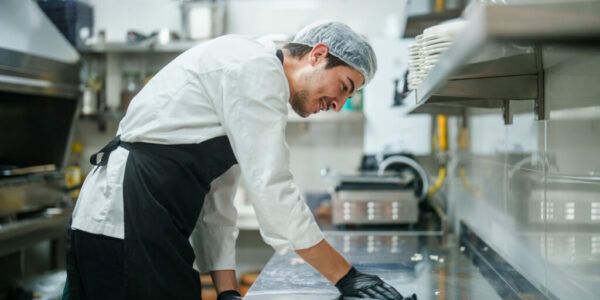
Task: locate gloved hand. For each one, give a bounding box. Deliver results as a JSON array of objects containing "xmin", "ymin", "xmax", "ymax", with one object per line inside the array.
[
  {"xmin": 335, "ymin": 267, "xmax": 417, "ymax": 300},
  {"xmin": 217, "ymin": 290, "xmax": 242, "ymax": 300}
]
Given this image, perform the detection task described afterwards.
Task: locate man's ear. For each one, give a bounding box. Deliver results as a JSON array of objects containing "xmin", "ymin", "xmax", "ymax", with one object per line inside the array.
[{"xmin": 309, "ymin": 43, "xmax": 329, "ymax": 66}]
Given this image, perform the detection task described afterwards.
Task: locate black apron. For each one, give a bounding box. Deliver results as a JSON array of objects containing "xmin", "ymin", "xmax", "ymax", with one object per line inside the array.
[
  {"xmin": 67, "ymin": 135, "xmax": 237, "ymax": 299},
  {"xmin": 65, "ymin": 48, "xmax": 284, "ymax": 299}
]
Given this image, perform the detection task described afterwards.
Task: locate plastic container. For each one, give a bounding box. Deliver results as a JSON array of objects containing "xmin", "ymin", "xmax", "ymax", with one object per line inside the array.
[{"xmin": 38, "ymin": 0, "xmax": 94, "ymax": 46}]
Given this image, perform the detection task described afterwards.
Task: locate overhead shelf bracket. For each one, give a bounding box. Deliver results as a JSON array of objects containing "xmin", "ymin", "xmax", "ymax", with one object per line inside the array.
[{"xmin": 534, "ymin": 45, "xmax": 545, "ymax": 121}]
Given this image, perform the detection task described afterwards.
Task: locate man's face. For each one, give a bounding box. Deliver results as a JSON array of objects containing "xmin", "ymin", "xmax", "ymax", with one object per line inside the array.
[{"xmin": 289, "ymin": 52, "xmax": 364, "ymax": 118}]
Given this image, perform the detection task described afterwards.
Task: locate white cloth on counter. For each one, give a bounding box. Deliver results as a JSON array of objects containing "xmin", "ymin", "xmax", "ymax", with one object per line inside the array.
[{"xmin": 71, "ymin": 35, "xmax": 324, "ymax": 272}]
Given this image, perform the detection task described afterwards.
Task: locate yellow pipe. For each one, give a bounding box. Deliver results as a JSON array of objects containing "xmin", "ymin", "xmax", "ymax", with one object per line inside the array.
[
  {"xmin": 437, "ymin": 267, "xmax": 447, "ymax": 300},
  {"xmin": 437, "ymin": 114, "xmax": 447, "ymax": 151},
  {"xmin": 435, "ymin": 0, "xmax": 445, "ymax": 13},
  {"xmin": 458, "ymin": 127, "xmax": 469, "ymax": 150},
  {"xmin": 457, "ymin": 127, "xmax": 480, "ymax": 198},
  {"xmin": 460, "ymin": 167, "xmax": 480, "ymax": 199},
  {"xmin": 427, "ymin": 166, "xmax": 446, "ymax": 197}
]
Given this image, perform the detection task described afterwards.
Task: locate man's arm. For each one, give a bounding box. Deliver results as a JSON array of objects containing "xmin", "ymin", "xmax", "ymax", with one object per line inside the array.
[
  {"xmin": 209, "ymin": 270, "xmax": 238, "ymax": 294},
  {"xmin": 295, "ymin": 239, "xmax": 351, "ymax": 283},
  {"xmin": 296, "ymin": 239, "xmax": 411, "ymax": 299}
]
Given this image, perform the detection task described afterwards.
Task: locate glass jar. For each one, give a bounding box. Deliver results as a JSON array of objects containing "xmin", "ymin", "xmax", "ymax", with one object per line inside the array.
[{"xmin": 121, "ymin": 71, "xmax": 140, "ymax": 112}]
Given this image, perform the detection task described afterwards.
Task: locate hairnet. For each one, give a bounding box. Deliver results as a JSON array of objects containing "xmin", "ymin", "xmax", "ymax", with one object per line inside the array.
[{"xmin": 293, "ymin": 21, "xmax": 378, "ymax": 86}]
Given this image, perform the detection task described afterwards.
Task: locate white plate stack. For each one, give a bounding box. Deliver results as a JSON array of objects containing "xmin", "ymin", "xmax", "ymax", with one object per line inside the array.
[
  {"xmin": 407, "ymin": 19, "xmax": 466, "ymax": 91},
  {"xmin": 407, "ymin": 39, "xmax": 424, "ymax": 91}
]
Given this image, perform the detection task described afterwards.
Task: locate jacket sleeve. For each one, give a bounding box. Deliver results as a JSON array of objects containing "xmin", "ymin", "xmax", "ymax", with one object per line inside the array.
[
  {"xmin": 190, "ymin": 165, "xmax": 241, "ymax": 272},
  {"xmin": 215, "ymin": 55, "xmax": 324, "ymax": 254}
]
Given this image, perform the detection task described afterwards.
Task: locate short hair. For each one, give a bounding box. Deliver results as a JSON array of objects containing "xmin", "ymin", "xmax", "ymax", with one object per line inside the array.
[{"xmin": 282, "ymin": 43, "xmax": 349, "ymax": 70}]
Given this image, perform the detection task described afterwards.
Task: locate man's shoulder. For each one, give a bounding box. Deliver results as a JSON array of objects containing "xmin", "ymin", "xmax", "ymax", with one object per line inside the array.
[
  {"xmin": 210, "ymin": 34, "xmax": 275, "ymax": 54},
  {"xmin": 210, "ymin": 36, "xmax": 282, "ymax": 72},
  {"xmin": 175, "ymin": 35, "xmax": 283, "ymax": 84},
  {"xmin": 189, "ymin": 35, "xmax": 277, "ymax": 68}
]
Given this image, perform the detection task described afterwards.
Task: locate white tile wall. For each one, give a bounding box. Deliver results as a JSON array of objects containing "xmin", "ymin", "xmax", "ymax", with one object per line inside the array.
[
  {"xmin": 286, "ymin": 121, "xmax": 364, "ymax": 192},
  {"xmin": 226, "ymin": 0, "xmax": 407, "ymax": 38},
  {"xmin": 87, "ymin": 0, "xmax": 407, "ymax": 41},
  {"xmin": 364, "ymin": 37, "xmax": 432, "ymax": 156}
]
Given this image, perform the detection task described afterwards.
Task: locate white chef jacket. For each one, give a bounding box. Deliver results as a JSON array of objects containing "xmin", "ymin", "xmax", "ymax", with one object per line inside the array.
[{"xmin": 71, "ymin": 35, "xmax": 324, "ymax": 272}]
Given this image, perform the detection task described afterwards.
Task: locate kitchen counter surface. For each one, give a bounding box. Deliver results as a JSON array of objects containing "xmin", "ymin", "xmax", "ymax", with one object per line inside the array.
[{"xmin": 244, "ymin": 231, "xmax": 507, "ymax": 300}]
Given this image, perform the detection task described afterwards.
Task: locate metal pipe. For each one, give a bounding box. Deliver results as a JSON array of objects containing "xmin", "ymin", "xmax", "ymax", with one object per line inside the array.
[{"xmin": 378, "ymin": 155, "xmax": 429, "ymax": 201}]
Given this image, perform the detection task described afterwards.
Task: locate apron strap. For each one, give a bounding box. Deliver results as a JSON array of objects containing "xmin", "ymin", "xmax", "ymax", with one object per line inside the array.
[{"xmin": 89, "ymin": 135, "xmax": 122, "ymax": 166}]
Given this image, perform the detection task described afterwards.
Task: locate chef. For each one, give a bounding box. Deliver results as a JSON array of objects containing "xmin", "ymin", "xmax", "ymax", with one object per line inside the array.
[{"xmin": 65, "ymin": 21, "xmax": 416, "ymax": 300}]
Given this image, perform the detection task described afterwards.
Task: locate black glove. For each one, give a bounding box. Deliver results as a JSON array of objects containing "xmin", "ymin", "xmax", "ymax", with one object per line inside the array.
[
  {"xmin": 335, "ymin": 267, "xmax": 416, "ymax": 300},
  {"xmin": 217, "ymin": 290, "xmax": 242, "ymax": 300}
]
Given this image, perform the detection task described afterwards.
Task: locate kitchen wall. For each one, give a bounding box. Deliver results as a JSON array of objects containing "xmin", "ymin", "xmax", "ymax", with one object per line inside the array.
[
  {"xmin": 286, "ymin": 122, "xmax": 364, "ymax": 192},
  {"xmin": 85, "ymin": 0, "xmax": 407, "ymax": 42},
  {"xmin": 448, "ymin": 46, "xmax": 600, "ymax": 299},
  {"xmin": 73, "ymin": 120, "xmax": 120, "ymax": 176},
  {"xmin": 225, "ymin": 0, "xmax": 406, "ymax": 38},
  {"xmin": 364, "ymin": 37, "xmax": 431, "ymax": 156}
]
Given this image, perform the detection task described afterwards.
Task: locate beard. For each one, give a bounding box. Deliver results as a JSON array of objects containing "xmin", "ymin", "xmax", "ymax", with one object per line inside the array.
[
  {"xmin": 290, "ymin": 68, "xmax": 324, "ymax": 118},
  {"xmin": 289, "ymin": 88, "xmax": 310, "ymax": 118}
]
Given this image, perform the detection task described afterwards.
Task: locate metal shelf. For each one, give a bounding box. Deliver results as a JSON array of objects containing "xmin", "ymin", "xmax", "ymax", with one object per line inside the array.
[
  {"xmin": 403, "ymin": 9, "xmax": 463, "ymax": 38},
  {"xmin": 0, "ymin": 213, "xmax": 69, "ymax": 257},
  {"xmin": 79, "ymin": 110, "xmax": 126, "ymax": 121},
  {"xmin": 406, "ymin": 1, "xmax": 600, "ymax": 123},
  {"xmin": 78, "ymin": 40, "xmax": 207, "ymax": 54}
]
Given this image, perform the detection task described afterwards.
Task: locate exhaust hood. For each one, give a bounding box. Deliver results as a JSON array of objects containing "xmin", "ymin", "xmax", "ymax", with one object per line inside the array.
[
  {"xmin": 0, "ymin": 0, "xmax": 81, "ymax": 179},
  {"xmin": 0, "ymin": 0, "xmax": 79, "ymax": 64}
]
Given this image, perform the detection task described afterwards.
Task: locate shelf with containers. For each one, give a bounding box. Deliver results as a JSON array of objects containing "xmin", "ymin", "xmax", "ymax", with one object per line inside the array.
[
  {"xmin": 78, "ymin": 40, "xmax": 207, "ymax": 54},
  {"xmin": 77, "ymin": 43, "xmax": 187, "ymax": 125},
  {"xmin": 404, "ymin": 1, "xmax": 600, "ymax": 124}
]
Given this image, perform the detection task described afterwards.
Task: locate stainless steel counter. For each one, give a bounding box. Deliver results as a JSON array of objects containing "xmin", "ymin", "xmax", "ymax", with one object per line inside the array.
[
  {"xmin": 0, "ymin": 213, "xmax": 69, "ymax": 257},
  {"xmin": 244, "ymin": 231, "xmax": 511, "ymax": 300}
]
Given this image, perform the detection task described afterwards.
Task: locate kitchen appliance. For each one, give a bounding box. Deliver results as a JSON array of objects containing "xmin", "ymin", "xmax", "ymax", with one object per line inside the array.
[
  {"xmin": 332, "ymin": 184, "xmax": 419, "ymax": 225},
  {"xmin": 1, "ymin": 0, "xmax": 80, "ymax": 218},
  {"xmin": 330, "ymin": 155, "xmax": 428, "ymax": 225},
  {"xmin": 0, "ymin": 1, "xmax": 79, "ymax": 294},
  {"xmin": 0, "ymin": 0, "xmax": 80, "ymax": 181},
  {"xmin": 1, "ymin": 0, "xmax": 79, "ymax": 221},
  {"xmin": 0, "ymin": 0, "xmax": 79, "ymax": 232}
]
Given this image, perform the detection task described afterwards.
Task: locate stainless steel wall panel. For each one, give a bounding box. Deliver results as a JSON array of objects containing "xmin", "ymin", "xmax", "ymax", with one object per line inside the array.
[{"xmin": 450, "ymin": 46, "xmax": 600, "ymax": 299}]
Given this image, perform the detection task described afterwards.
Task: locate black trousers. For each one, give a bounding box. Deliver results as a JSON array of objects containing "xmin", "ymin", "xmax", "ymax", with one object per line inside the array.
[{"xmin": 67, "ymin": 229, "xmax": 125, "ymax": 300}]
